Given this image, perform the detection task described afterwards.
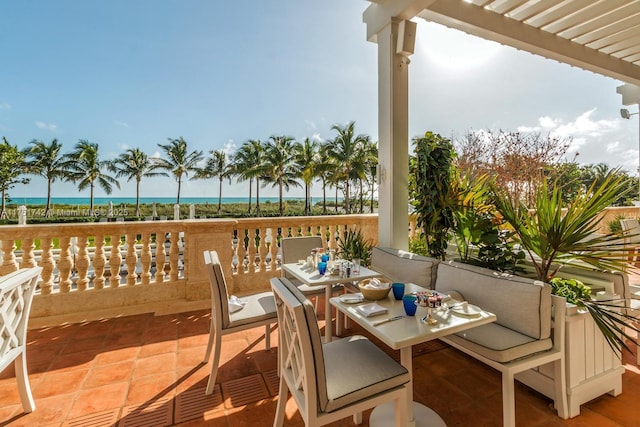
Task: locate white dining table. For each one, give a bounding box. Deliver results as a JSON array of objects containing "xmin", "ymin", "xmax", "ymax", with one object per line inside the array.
[
  {"xmin": 281, "ymin": 262, "xmax": 382, "ymax": 342},
  {"xmin": 330, "ymin": 283, "xmax": 497, "ymax": 427}
]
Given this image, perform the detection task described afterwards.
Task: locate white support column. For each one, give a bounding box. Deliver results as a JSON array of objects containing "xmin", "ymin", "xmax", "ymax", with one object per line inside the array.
[{"xmin": 376, "ymin": 19, "xmax": 411, "ymax": 249}]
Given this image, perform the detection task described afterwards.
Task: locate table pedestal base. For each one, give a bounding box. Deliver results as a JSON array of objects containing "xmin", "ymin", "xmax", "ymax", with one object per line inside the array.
[{"xmin": 370, "ymin": 401, "xmax": 446, "ymax": 427}]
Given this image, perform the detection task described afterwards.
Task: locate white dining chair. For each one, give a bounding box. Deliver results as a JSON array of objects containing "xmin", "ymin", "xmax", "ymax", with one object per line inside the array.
[
  {"xmin": 280, "ymin": 236, "xmax": 343, "ymax": 307},
  {"xmin": 270, "ymin": 276, "xmax": 409, "ymax": 426},
  {"xmin": 0, "ymin": 267, "xmax": 43, "ymax": 413},
  {"xmin": 202, "ymin": 250, "xmax": 277, "ymax": 395}
]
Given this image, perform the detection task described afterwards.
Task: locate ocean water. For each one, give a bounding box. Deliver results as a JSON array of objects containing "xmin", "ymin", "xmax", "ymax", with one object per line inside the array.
[{"xmin": 8, "ymin": 197, "xmax": 311, "ymax": 206}]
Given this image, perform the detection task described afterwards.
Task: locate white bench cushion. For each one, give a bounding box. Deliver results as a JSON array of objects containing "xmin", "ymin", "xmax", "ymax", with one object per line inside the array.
[{"xmin": 448, "ymin": 323, "xmax": 553, "ymax": 363}]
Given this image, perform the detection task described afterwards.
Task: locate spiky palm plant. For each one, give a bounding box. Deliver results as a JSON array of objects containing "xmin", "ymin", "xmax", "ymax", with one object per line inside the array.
[{"xmin": 494, "ymin": 171, "xmax": 639, "ymax": 357}]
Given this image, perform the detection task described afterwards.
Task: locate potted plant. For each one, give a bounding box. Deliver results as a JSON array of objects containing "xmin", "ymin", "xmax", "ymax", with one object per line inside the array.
[
  {"xmin": 492, "ymin": 171, "xmax": 639, "ymax": 355},
  {"xmin": 337, "ymin": 228, "xmax": 373, "ymax": 266}
]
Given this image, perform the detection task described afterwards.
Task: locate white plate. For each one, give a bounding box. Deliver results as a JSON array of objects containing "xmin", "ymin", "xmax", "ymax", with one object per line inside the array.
[
  {"xmin": 340, "ymin": 293, "xmax": 364, "ymax": 304},
  {"xmin": 451, "ymin": 303, "xmax": 482, "ymax": 316}
]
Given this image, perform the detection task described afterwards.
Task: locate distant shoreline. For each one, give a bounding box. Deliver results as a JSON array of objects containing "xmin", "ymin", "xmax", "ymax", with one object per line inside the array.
[{"xmin": 6, "ymin": 196, "xmax": 323, "ymax": 206}]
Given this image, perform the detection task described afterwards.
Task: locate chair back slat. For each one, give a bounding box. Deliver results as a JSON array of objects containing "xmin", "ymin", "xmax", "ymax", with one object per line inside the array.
[
  {"xmin": 203, "ymin": 251, "xmax": 231, "ymax": 329},
  {"xmin": 0, "ymin": 267, "xmax": 42, "ymax": 372}
]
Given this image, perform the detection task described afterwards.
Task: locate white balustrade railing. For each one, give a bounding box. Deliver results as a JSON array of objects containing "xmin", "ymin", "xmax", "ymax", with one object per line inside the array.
[
  {"xmin": 0, "ymin": 215, "xmax": 379, "ymax": 326},
  {"xmin": 0, "ymin": 205, "xmax": 633, "ymax": 327}
]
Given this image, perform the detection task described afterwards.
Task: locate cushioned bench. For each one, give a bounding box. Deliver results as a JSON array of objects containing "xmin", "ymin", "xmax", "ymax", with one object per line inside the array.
[{"xmin": 370, "ymin": 247, "xmax": 568, "ymax": 427}]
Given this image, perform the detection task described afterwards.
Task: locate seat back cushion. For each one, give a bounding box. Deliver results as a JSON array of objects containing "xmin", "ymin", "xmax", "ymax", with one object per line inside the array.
[
  {"xmin": 435, "ymin": 260, "xmax": 551, "ymax": 339},
  {"xmin": 371, "ymin": 247, "xmax": 439, "ymax": 288}
]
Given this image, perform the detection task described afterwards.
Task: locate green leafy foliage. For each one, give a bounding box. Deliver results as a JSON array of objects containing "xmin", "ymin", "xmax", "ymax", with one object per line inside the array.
[
  {"xmin": 493, "ymin": 170, "xmax": 633, "ymax": 281},
  {"xmin": 549, "ymin": 277, "xmax": 592, "ymax": 303},
  {"xmin": 410, "ymin": 132, "xmax": 456, "ymax": 259},
  {"xmin": 337, "ymin": 228, "xmax": 373, "ymax": 266},
  {"xmin": 0, "ymin": 137, "xmax": 29, "ymax": 217}
]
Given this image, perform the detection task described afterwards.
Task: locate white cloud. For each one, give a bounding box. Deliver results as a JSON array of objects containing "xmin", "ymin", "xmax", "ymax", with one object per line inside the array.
[
  {"xmin": 305, "ymin": 119, "xmax": 317, "ymax": 130},
  {"xmin": 115, "ymin": 121, "xmax": 130, "ymax": 128},
  {"xmin": 35, "ymin": 121, "xmax": 58, "ymax": 131},
  {"xmin": 538, "ymin": 116, "xmax": 558, "ymax": 129},
  {"xmin": 0, "ymin": 102, "xmax": 10, "ymax": 110},
  {"xmin": 311, "ymin": 132, "xmax": 322, "ymax": 142},
  {"xmin": 550, "ymin": 109, "xmax": 617, "ymax": 140},
  {"xmin": 222, "ymin": 140, "xmax": 236, "ymax": 155}
]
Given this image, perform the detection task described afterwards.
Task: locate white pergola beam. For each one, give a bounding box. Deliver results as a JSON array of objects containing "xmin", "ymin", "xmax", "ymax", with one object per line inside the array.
[
  {"xmin": 418, "ymin": 0, "xmax": 640, "ymax": 86},
  {"xmin": 363, "ymin": 0, "xmax": 436, "ymax": 42}
]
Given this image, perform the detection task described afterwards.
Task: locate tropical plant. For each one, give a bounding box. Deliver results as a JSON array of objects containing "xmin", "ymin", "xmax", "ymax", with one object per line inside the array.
[
  {"xmin": 155, "ymin": 137, "xmax": 204, "ymax": 204},
  {"xmin": 231, "ymin": 139, "xmax": 264, "ymax": 215},
  {"xmin": 443, "ymin": 172, "xmax": 526, "ymax": 272},
  {"xmin": 262, "ymin": 135, "xmax": 301, "ymax": 216},
  {"xmin": 0, "ymin": 137, "xmax": 28, "ymax": 218},
  {"xmin": 113, "ymin": 148, "xmax": 167, "ymax": 216},
  {"xmin": 337, "ymin": 228, "xmax": 373, "ymax": 266},
  {"xmin": 61, "ymin": 140, "xmax": 119, "ymax": 216},
  {"xmin": 316, "ymin": 143, "xmax": 333, "ymax": 214},
  {"xmin": 295, "ymin": 138, "xmax": 319, "ymax": 215},
  {"xmin": 410, "ymin": 131, "xmax": 456, "ymax": 259},
  {"xmin": 362, "ymin": 139, "xmax": 378, "ymax": 213},
  {"xmin": 325, "ymin": 122, "xmax": 369, "ymax": 214},
  {"xmin": 23, "ymin": 138, "xmax": 66, "ymax": 217},
  {"xmin": 494, "ymin": 171, "xmax": 639, "ymax": 356},
  {"xmin": 493, "ymin": 171, "xmax": 633, "ymax": 279},
  {"xmin": 193, "ymin": 149, "xmax": 230, "ymax": 213}
]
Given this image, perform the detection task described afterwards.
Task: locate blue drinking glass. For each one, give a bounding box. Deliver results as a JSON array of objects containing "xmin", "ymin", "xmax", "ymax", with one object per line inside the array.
[
  {"xmin": 392, "ymin": 283, "xmax": 405, "ymax": 300},
  {"xmin": 402, "ymin": 295, "xmax": 418, "ymax": 316},
  {"xmin": 318, "ymin": 261, "xmax": 327, "ymax": 275}
]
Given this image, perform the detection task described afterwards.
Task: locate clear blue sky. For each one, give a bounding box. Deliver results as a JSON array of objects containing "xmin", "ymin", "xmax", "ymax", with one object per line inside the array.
[{"xmin": 1, "ymin": 1, "xmax": 636, "ymax": 199}]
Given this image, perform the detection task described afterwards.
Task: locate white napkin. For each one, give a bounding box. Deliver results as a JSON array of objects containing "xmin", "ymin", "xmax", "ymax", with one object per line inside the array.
[
  {"xmin": 363, "ymin": 278, "xmax": 390, "ymax": 289},
  {"xmin": 228, "ymin": 295, "xmax": 247, "ymax": 313}
]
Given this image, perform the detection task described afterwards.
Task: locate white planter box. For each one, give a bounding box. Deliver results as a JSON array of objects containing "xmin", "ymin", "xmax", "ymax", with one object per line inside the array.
[{"xmin": 515, "ymin": 303, "xmax": 624, "ymax": 418}]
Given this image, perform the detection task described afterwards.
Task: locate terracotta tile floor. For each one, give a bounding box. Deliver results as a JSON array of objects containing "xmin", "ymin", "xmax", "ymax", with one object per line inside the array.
[{"xmin": 1, "ymin": 302, "xmax": 640, "ymax": 427}]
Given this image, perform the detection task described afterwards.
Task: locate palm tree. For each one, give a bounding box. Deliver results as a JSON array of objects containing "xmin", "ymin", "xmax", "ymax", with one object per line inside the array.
[
  {"xmin": 295, "ymin": 138, "xmax": 319, "ymax": 215},
  {"xmin": 62, "ymin": 140, "xmax": 119, "ymax": 216},
  {"xmin": 325, "ymin": 122, "xmax": 369, "ymax": 214},
  {"xmin": 231, "ymin": 139, "xmax": 264, "ymax": 215},
  {"xmin": 155, "ymin": 137, "xmax": 203, "ymax": 204},
  {"xmin": 351, "ymin": 135, "xmax": 375, "ymax": 213},
  {"xmin": 262, "ymin": 135, "xmax": 301, "ymax": 216},
  {"xmin": 23, "ymin": 138, "xmax": 66, "ymax": 217},
  {"xmin": 113, "ymin": 148, "xmax": 167, "ymax": 216},
  {"xmin": 362, "ymin": 139, "xmax": 379, "ymax": 213},
  {"xmin": 316, "ymin": 143, "xmax": 334, "ymax": 214},
  {"xmin": 194, "ymin": 149, "xmax": 230, "ymax": 213}
]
